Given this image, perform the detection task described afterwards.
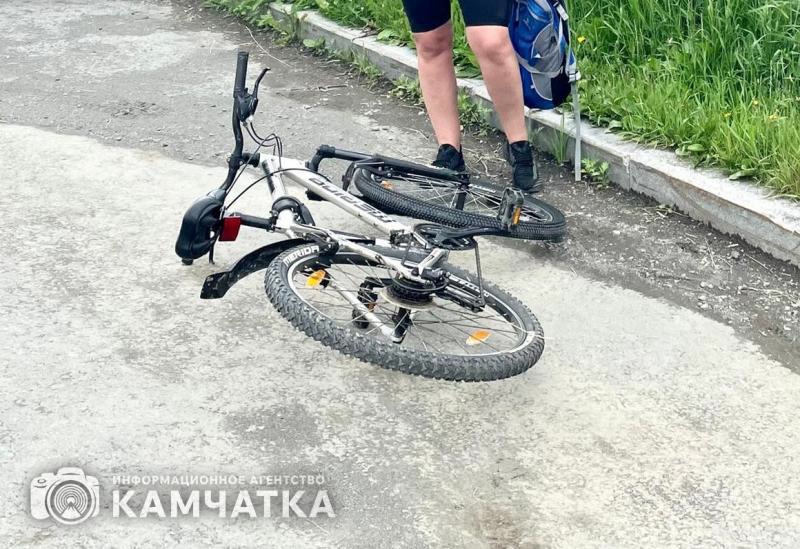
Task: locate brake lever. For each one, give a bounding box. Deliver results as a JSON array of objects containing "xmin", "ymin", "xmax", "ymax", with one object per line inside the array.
[
  {"xmin": 252, "ymin": 67, "xmax": 270, "ymax": 100},
  {"xmin": 235, "ymin": 67, "xmax": 270, "ymax": 122}
]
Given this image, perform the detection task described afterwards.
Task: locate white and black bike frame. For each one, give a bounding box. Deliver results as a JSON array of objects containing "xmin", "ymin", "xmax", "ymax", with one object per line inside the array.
[
  {"xmin": 257, "ymin": 152, "xmax": 449, "ymax": 281},
  {"xmin": 175, "ymin": 51, "xmax": 511, "ymax": 314}
]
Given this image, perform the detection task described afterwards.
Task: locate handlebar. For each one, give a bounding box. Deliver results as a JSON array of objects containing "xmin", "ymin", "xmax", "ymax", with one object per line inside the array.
[
  {"xmin": 233, "ymin": 52, "xmax": 269, "ymax": 122},
  {"xmin": 234, "ymin": 51, "xmax": 249, "ymax": 97},
  {"xmin": 222, "ymin": 51, "xmax": 252, "ymax": 191},
  {"xmin": 307, "ymin": 145, "xmax": 372, "ymax": 172}
]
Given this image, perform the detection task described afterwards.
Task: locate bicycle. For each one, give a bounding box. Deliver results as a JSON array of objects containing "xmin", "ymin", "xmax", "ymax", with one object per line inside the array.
[{"xmin": 175, "ymin": 51, "xmax": 567, "ymax": 381}]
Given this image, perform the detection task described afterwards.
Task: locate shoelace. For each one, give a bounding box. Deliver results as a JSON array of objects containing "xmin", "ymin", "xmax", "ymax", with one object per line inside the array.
[
  {"xmin": 434, "ymin": 148, "xmax": 462, "ymax": 169},
  {"xmin": 510, "ymin": 149, "xmax": 533, "ymax": 167}
]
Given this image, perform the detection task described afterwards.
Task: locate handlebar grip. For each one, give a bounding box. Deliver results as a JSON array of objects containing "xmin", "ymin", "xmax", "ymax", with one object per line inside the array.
[{"xmin": 234, "ymin": 51, "xmax": 249, "ymax": 96}]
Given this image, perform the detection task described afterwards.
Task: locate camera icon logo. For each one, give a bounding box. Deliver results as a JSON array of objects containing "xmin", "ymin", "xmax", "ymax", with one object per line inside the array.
[{"xmin": 30, "ymin": 467, "xmax": 100, "ymax": 525}]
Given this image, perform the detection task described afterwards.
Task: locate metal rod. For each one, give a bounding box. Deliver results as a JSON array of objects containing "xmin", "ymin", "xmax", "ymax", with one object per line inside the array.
[
  {"xmin": 473, "ymin": 243, "xmax": 486, "ymax": 308},
  {"xmin": 573, "ymin": 82, "xmax": 582, "ymax": 182}
]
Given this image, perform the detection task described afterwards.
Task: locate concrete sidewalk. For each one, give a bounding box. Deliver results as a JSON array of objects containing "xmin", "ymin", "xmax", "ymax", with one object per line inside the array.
[{"xmin": 1, "ymin": 1, "xmax": 799, "ymax": 546}]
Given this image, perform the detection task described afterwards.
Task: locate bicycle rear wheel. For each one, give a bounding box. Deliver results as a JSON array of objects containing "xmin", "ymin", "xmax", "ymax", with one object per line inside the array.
[
  {"xmin": 264, "ymin": 243, "xmax": 545, "ymax": 381},
  {"xmin": 353, "ymin": 166, "xmax": 566, "ymax": 241}
]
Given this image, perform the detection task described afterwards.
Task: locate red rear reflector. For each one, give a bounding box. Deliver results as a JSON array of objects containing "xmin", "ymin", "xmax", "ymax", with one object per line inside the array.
[{"xmin": 219, "ymin": 216, "xmax": 241, "ymax": 241}]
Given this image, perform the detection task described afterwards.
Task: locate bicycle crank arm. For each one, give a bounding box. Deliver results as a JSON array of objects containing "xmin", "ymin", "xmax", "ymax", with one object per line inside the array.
[{"xmin": 413, "ymin": 223, "xmax": 507, "ymax": 249}]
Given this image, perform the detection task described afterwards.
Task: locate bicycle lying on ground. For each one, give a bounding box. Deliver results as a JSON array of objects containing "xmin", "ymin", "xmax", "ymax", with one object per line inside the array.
[{"xmin": 175, "ymin": 51, "xmax": 566, "ymax": 381}]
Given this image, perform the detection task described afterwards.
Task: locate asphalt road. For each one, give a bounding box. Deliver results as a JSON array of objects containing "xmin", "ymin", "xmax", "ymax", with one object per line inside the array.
[{"xmin": 1, "ymin": 1, "xmax": 799, "ymax": 547}]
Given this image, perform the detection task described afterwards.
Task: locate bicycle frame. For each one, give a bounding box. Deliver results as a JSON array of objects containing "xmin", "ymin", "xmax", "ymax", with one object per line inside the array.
[
  {"xmin": 177, "ymin": 50, "xmax": 475, "ymax": 303},
  {"xmin": 260, "ymin": 154, "xmax": 409, "ymax": 238},
  {"xmin": 196, "ymin": 152, "xmax": 453, "ymax": 341},
  {"xmin": 250, "ymin": 154, "xmax": 447, "ymax": 280}
]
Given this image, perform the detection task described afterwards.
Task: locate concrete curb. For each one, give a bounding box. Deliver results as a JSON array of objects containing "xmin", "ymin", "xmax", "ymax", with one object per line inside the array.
[{"xmin": 267, "ymin": 2, "xmax": 800, "ymax": 267}]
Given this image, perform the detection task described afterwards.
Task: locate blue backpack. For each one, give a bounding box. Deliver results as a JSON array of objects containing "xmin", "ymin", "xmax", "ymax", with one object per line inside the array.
[
  {"xmin": 509, "ymin": 0, "xmax": 583, "ymax": 181},
  {"xmin": 509, "ymin": 0, "xmax": 580, "ymax": 110}
]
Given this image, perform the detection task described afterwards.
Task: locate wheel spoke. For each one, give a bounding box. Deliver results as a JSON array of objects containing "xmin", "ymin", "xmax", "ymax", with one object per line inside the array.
[
  {"xmin": 375, "ymin": 171, "xmax": 552, "ymax": 224},
  {"xmin": 286, "ymin": 251, "xmax": 530, "ymax": 357}
]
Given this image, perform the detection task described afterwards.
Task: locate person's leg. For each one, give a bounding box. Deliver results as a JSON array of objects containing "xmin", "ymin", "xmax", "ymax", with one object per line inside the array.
[
  {"xmin": 459, "ymin": 1, "xmax": 539, "ymax": 190},
  {"xmin": 467, "ymin": 25, "xmax": 539, "ymax": 190},
  {"xmin": 412, "ymin": 22, "xmax": 462, "ymax": 149},
  {"xmin": 467, "ymin": 24, "xmax": 539, "ymax": 190},
  {"xmin": 401, "ymin": 0, "xmax": 465, "ymax": 169},
  {"xmin": 464, "ymin": 25, "xmax": 527, "ymax": 144}
]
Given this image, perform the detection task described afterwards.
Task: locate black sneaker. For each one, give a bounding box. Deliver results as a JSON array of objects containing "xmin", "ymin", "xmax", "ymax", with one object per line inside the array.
[
  {"xmin": 432, "ymin": 144, "xmax": 466, "ymax": 172},
  {"xmin": 505, "ymin": 140, "xmax": 541, "ymax": 193}
]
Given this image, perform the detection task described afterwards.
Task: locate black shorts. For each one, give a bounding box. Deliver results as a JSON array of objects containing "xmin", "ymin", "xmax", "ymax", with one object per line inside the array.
[{"xmin": 402, "ymin": 0, "xmax": 511, "ymax": 33}]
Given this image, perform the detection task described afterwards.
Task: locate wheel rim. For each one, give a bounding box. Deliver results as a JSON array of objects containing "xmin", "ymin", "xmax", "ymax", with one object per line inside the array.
[
  {"xmin": 372, "ymin": 172, "xmax": 554, "ymax": 224},
  {"xmin": 286, "ymin": 253, "xmax": 534, "ymax": 358}
]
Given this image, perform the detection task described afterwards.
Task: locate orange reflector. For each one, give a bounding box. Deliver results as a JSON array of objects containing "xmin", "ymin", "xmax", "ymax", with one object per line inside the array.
[
  {"xmin": 306, "ymin": 269, "xmax": 327, "ymax": 288},
  {"xmin": 466, "ymin": 330, "xmax": 491, "ymax": 346},
  {"xmin": 381, "ymin": 181, "xmax": 394, "ymax": 190},
  {"xmin": 512, "ymin": 207, "xmax": 522, "ymax": 226}
]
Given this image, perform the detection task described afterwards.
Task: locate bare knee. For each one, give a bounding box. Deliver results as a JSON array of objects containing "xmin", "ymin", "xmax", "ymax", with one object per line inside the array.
[
  {"xmin": 413, "ymin": 24, "xmax": 453, "ymax": 60},
  {"xmin": 466, "ymin": 27, "xmax": 515, "ymax": 64}
]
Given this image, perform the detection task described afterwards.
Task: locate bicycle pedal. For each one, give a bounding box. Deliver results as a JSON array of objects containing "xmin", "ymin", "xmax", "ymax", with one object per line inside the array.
[{"xmin": 497, "ymin": 187, "xmax": 525, "ymax": 228}]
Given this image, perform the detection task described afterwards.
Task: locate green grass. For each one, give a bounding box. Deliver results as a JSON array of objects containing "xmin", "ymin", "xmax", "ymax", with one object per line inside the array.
[
  {"xmin": 582, "ymin": 158, "xmax": 611, "ymax": 189},
  {"xmin": 205, "ymin": 0, "xmax": 800, "ymax": 198},
  {"xmin": 572, "ymin": 0, "xmax": 800, "ymax": 197}
]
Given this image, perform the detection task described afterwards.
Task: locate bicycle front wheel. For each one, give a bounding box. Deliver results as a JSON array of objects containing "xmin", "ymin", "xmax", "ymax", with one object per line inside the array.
[
  {"xmin": 264, "ymin": 244, "xmax": 545, "ymax": 381},
  {"xmin": 353, "ymin": 167, "xmax": 566, "ymax": 241}
]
